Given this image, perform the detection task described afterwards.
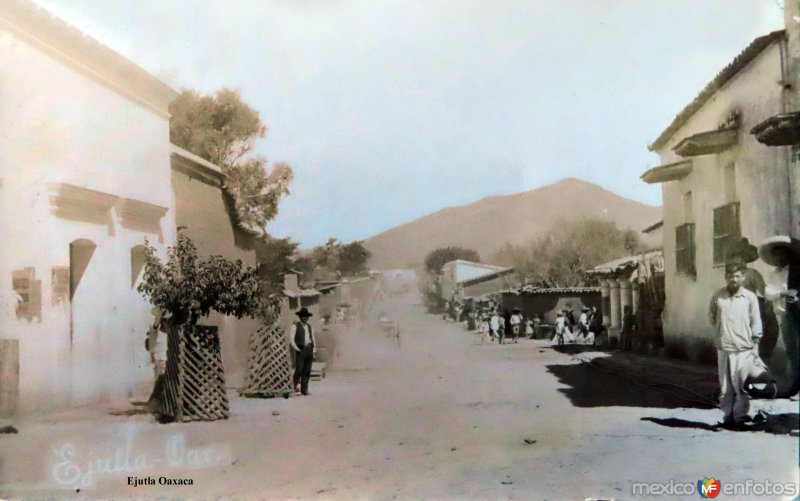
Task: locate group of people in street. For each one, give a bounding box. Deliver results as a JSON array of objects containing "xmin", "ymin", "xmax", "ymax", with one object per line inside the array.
[
  {"xmin": 443, "ymin": 298, "xmax": 537, "ymax": 344},
  {"xmin": 709, "ymin": 235, "xmax": 798, "ymax": 430},
  {"xmin": 443, "ymin": 297, "xmax": 606, "ymax": 347},
  {"xmin": 474, "ymin": 306, "xmax": 535, "ymax": 344},
  {"xmin": 553, "ymin": 305, "xmax": 603, "ymax": 346}
]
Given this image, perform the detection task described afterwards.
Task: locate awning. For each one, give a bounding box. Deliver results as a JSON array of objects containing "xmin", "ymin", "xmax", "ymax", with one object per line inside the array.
[
  {"xmin": 503, "ymin": 286, "xmax": 601, "ymax": 295},
  {"xmin": 586, "ymin": 249, "xmax": 665, "ymax": 279},
  {"xmin": 283, "ymin": 288, "xmax": 320, "ymax": 298},
  {"xmin": 672, "ymin": 127, "xmax": 738, "ymax": 157},
  {"xmin": 640, "ymin": 159, "xmax": 693, "ymax": 184},
  {"xmin": 750, "ymin": 111, "xmax": 800, "ymax": 146}
]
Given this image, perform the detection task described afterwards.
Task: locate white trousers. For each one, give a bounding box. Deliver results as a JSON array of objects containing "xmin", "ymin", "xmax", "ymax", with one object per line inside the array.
[{"xmin": 717, "ymin": 349, "xmax": 754, "ymax": 422}]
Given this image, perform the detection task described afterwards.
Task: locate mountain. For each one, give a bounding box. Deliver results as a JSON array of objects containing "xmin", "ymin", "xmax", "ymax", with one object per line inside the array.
[{"xmin": 363, "ymin": 178, "xmax": 662, "ymax": 269}]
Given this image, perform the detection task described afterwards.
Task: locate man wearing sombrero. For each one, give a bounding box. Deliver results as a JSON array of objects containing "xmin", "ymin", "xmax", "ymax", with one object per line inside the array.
[
  {"xmin": 761, "ymin": 235, "xmax": 799, "ymax": 396},
  {"xmin": 290, "ymin": 307, "xmax": 317, "ymax": 396}
]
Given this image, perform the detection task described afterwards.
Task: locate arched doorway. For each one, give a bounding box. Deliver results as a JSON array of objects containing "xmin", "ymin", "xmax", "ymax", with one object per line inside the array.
[
  {"xmin": 69, "ymin": 238, "xmax": 102, "ymax": 403},
  {"xmin": 69, "ymin": 239, "xmax": 96, "ymax": 347}
]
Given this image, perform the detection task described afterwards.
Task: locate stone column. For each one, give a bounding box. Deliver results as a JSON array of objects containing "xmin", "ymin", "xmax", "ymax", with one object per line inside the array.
[
  {"xmin": 631, "ymin": 281, "xmax": 640, "ymax": 314},
  {"xmin": 601, "ymin": 279, "xmax": 610, "ymax": 327},
  {"xmin": 610, "ymin": 280, "xmax": 621, "ymax": 335},
  {"xmin": 620, "ymin": 279, "xmax": 632, "ymax": 317}
]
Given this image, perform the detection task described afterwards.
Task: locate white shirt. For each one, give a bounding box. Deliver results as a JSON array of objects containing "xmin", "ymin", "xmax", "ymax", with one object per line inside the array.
[
  {"xmin": 709, "ymin": 286, "xmax": 763, "ymax": 352},
  {"xmin": 510, "ymin": 314, "xmax": 522, "ymax": 326},
  {"xmin": 289, "ymin": 322, "xmax": 314, "ymax": 352},
  {"xmin": 489, "ymin": 315, "xmax": 500, "ymax": 330},
  {"xmin": 555, "ymin": 316, "xmax": 567, "ymax": 333},
  {"xmin": 579, "ymin": 313, "xmax": 588, "ymax": 326},
  {"xmin": 765, "ymin": 266, "xmax": 789, "ymax": 315}
]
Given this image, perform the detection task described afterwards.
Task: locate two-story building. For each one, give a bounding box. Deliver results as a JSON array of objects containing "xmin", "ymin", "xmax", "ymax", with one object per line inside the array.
[{"xmin": 643, "ymin": 21, "xmax": 798, "ymax": 363}]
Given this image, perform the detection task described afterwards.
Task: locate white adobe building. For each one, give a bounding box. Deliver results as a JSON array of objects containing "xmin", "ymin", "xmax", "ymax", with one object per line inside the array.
[
  {"xmin": 0, "ymin": 0, "xmax": 178, "ymax": 415},
  {"xmin": 643, "ymin": 3, "xmax": 799, "ymax": 363}
]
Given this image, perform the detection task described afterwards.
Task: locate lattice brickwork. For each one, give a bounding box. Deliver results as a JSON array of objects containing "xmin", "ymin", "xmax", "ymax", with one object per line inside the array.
[
  {"xmin": 159, "ymin": 324, "xmax": 229, "ymax": 422},
  {"xmin": 240, "ymin": 323, "xmax": 293, "ymax": 398}
]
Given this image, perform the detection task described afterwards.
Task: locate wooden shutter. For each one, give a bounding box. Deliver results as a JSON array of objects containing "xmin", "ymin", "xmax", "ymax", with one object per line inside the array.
[
  {"xmin": 713, "ymin": 202, "xmax": 741, "ymax": 264},
  {"xmin": 675, "ymin": 223, "xmax": 696, "ymax": 277}
]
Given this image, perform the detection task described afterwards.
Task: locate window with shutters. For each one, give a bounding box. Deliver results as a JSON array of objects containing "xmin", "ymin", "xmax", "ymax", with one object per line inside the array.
[
  {"xmin": 675, "ymin": 223, "xmax": 696, "ymax": 278},
  {"xmin": 713, "ymin": 202, "xmax": 741, "ymax": 265}
]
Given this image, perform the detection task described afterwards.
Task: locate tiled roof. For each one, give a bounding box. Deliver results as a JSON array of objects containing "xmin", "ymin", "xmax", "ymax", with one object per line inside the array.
[
  {"xmin": 587, "ymin": 249, "xmax": 665, "ymax": 275},
  {"xmin": 642, "ymin": 221, "xmax": 664, "ymax": 233},
  {"xmin": 283, "ymin": 288, "xmax": 320, "ymax": 298},
  {"xmin": 504, "ymin": 286, "xmax": 601, "ymax": 295},
  {"xmin": 649, "ymin": 30, "xmax": 785, "ymax": 151}
]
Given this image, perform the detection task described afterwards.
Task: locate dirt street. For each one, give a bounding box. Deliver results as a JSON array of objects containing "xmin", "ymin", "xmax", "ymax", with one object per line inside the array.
[{"xmin": 1, "ymin": 291, "xmax": 798, "ymax": 500}]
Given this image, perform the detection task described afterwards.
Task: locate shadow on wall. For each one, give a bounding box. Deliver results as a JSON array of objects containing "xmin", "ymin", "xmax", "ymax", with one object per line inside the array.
[{"xmin": 664, "ymin": 334, "xmax": 718, "ymax": 365}]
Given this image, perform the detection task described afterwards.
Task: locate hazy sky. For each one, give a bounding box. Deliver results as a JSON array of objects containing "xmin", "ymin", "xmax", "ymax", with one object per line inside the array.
[{"xmin": 32, "ymin": 0, "xmax": 784, "ymax": 247}]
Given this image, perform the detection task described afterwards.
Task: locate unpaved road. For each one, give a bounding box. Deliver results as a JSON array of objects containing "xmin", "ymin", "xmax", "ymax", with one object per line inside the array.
[{"xmin": 1, "ymin": 292, "xmax": 798, "ymax": 500}]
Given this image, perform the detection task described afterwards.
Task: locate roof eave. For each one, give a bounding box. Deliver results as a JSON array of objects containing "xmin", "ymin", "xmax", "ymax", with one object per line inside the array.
[
  {"xmin": 0, "ymin": 0, "xmax": 179, "ymax": 118},
  {"xmin": 750, "ymin": 111, "xmax": 800, "ymax": 146},
  {"xmin": 640, "ymin": 159, "xmax": 693, "ymax": 184},
  {"xmin": 649, "ymin": 30, "xmax": 785, "ymax": 151}
]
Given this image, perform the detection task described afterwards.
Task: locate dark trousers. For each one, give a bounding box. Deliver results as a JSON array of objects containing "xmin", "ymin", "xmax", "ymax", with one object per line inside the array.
[
  {"xmin": 780, "ymin": 305, "xmax": 800, "ymax": 397},
  {"xmin": 147, "ymin": 374, "xmax": 165, "ymax": 406},
  {"xmin": 293, "ymin": 345, "xmax": 314, "ymax": 393}
]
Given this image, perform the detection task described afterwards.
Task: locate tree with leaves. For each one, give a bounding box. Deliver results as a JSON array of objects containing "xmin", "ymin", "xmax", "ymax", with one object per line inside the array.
[
  {"xmin": 311, "ymin": 238, "xmax": 342, "ymax": 272},
  {"xmin": 170, "ymin": 88, "xmax": 292, "ymax": 231},
  {"xmin": 307, "ymin": 238, "xmax": 371, "ymax": 278},
  {"xmin": 495, "ymin": 218, "xmax": 643, "ymax": 288},
  {"xmin": 338, "ymin": 241, "xmax": 371, "ymax": 277},
  {"xmin": 423, "ymin": 246, "xmax": 481, "ymax": 276},
  {"xmin": 137, "ymin": 230, "xmax": 276, "ymax": 326},
  {"xmin": 255, "ymin": 235, "xmax": 301, "ymax": 293}
]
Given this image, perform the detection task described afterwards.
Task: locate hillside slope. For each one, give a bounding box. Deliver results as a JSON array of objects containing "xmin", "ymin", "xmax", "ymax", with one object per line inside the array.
[{"xmin": 363, "ymin": 178, "xmax": 661, "ymax": 269}]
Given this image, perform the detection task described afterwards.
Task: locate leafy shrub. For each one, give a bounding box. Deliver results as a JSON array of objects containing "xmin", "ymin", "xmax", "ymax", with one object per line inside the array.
[{"xmin": 137, "ymin": 230, "xmax": 279, "ymax": 325}]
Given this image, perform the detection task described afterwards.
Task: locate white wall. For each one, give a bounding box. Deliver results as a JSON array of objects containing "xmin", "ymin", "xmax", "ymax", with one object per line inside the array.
[
  {"xmin": 0, "ymin": 28, "xmax": 176, "ymax": 413},
  {"xmin": 656, "ymin": 41, "xmax": 793, "ymax": 362}
]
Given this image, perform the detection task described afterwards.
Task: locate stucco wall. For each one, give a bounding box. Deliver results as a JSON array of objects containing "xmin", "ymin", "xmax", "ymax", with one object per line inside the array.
[
  {"xmin": 440, "ymin": 261, "xmax": 506, "ymax": 299},
  {"xmin": 171, "ymin": 166, "xmax": 258, "ymax": 387},
  {"xmin": 655, "ymin": 41, "xmax": 794, "ymax": 363},
  {"xmin": 463, "ymin": 274, "xmax": 513, "ymax": 299},
  {"xmin": 0, "ymin": 28, "xmax": 175, "ymax": 413}
]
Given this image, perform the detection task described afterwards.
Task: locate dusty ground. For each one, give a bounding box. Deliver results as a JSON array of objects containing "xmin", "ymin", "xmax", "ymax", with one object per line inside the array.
[{"xmin": 1, "ymin": 291, "xmax": 798, "ymax": 500}]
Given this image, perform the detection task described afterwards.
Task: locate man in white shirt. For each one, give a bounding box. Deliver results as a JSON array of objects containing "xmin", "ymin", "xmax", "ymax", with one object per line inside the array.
[
  {"xmin": 554, "ymin": 312, "xmax": 567, "ymax": 346},
  {"xmin": 290, "ymin": 308, "xmax": 317, "ymax": 396},
  {"xmin": 509, "ymin": 308, "xmax": 522, "ymax": 343},
  {"xmin": 146, "ymin": 307, "xmax": 170, "ymax": 410},
  {"xmin": 709, "ymin": 261, "xmax": 763, "ymax": 429},
  {"xmin": 578, "ymin": 307, "xmax": 590, "ymax": 344},
  {"xmin": 760, "ymin": 236, "xmax": 799, "ymax": 396},
  {"xmin": 489, "ymin": 310, "xmax": 500, "ymax": 343}
]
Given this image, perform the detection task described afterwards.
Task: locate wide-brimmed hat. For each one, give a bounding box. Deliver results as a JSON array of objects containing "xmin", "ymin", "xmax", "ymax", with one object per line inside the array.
[
  {"xmin": 729, "ymin": 237, "xmax": 759, "ymax": 263},
  {"xmin": 512, "ymin": 307, "xmax": 521, "ymax": 313},
  {"xmin": 295, "ymin": 307, "xmax": 313, "ymax": 318},
  {"xmin": 743, "ymin": 355, "xmax": 777, "ymax": 399},
  {"xmin": 759, "ymin": 235, "xmax": 792, "ymax": 267},
  {"xmin": 581, "ymin": 306, "xmax": 590, "ymax": 312}
]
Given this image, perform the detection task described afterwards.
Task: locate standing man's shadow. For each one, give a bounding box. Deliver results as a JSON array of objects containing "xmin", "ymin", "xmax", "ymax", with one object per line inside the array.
[{"xmin": 642, "ymin": 413, "xmax": 799, "ymax": 435}]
